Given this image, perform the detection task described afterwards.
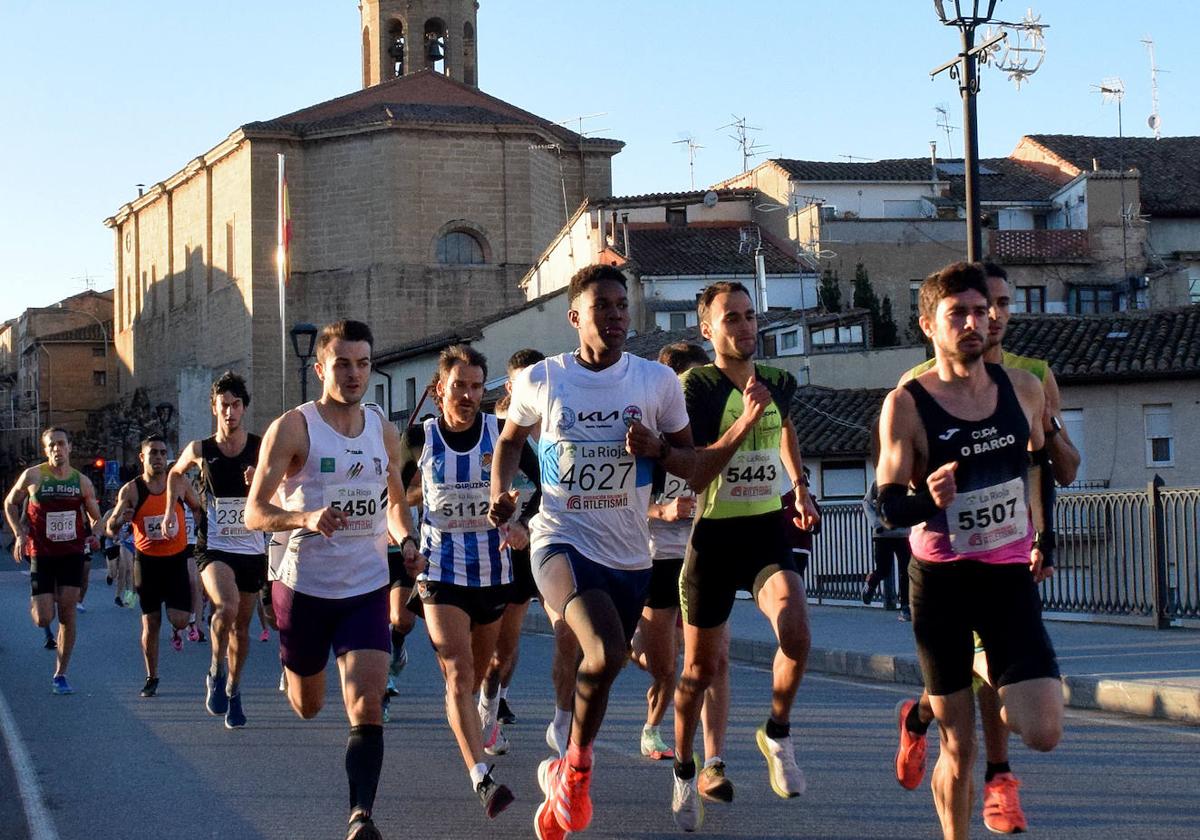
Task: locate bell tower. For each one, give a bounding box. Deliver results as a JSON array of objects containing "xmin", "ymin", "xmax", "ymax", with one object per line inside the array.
[{"xmin": 360, "ymin": 0, "xmax": 479, "ymax": 88}]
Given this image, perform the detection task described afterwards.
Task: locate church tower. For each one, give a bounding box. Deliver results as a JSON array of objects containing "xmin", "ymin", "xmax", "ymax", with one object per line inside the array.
[{"xmin": 360, "ymin": 0, "xmax": 479, "ymax": 88}]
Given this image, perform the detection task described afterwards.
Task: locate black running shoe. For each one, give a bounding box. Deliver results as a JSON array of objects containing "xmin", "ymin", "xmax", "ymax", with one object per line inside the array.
[
  {"xmin": 346, "ymin": 811, "xmax": 383, "ymax": 840},
  {"xmin": 497, "ymin": 697, "xmax": 517, "ymax": 725},
  {"xmin": 43, "ymin": 634, "xmax": 57, "ymax": 650},
  {"xmin": 140, "ymin": 677, "xmax": 160, "ymax": 698},
  {"xmin": 476, "ymin": 769, "xmax": 515, "ymax": 819},
  {"xmin": 106, "ymin": 575, "xmax": 113, "ymax": 586}
]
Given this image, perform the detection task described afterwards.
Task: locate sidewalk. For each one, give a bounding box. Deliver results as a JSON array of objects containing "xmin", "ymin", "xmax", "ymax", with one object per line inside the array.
[{"xmin": 524, "ymin": 599, "xmax": 1200, "ymax": 725}]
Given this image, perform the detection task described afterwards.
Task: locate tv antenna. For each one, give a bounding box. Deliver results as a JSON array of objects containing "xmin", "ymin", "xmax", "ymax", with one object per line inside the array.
[
  {"xmin": 838, "ymin": 154, "xmax": 870, "ymax": 162},
  {"xmin": 673, "ymin": 136, "xmax": 705, "ymax": 190},
  {"xmin": 718, "ymin": 115, "xmax": 768, "ymax": 173},
  {"xmin": 934, "ymin": 104, "xmax": 960, "ymax": 154},
  {"xmin": 1092, "ymin": 76, "xmax": 1130, "ymax": 280},
  {"xmin": 1142, "ymin": 37, "xmax": 1164, "ymax": 139},
  {"xmin": 985, "ymin": 8, "xmax": 1049, "ymax": 89},
  {"xmin": 1092, "ymin": 76, "xmax": 1125, "ymax": 136},
  {"xmin": 556, "ymin": 112, "xmax": 610, "ymax": 139},
  {"xmin": 73, "ymin": 269, "xmax": 98, "ymax": 292}
]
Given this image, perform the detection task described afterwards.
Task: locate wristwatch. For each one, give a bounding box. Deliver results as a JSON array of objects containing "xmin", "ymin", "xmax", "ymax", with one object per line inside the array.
[{"xmin": 1046, "ymin": 416, "xmax": 1063, "ymax": 439}]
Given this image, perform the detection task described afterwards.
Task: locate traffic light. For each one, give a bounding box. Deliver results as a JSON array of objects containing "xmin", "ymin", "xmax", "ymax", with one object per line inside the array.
[{"xmin": 93, "ymin": 458, "xmax": 105, "ymax": 470}]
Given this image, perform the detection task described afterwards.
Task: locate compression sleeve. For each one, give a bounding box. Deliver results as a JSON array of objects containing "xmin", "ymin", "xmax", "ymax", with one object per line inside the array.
[
  {"xmin": 1028, "ymin": 448, "xmax": 1056, "ymax": 568},
  {"xmin": 877, "ymin": 483, "xmax": 940, "ymax": 530},
  {"xmin": 516, "ymin": 440, "xmax": 543, "ymax": 522}
]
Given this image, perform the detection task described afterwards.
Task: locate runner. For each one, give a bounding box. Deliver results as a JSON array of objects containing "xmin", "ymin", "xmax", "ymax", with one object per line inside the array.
[
  {"xmin": 245, "ymin": 319, "xmax": 421, "ymax": 840},
  {"xmin": 878, "ymin": 261, "xmax": 1062, "ymax": 840},
  {"xmin": 893, "ymin": 262, "xmax": 1079, "ymax": 834},
  {"xmin": 166, "ymin": 371, "xmax": 265, "ymax": 728},
  {"xmin": 4, "ymin": 427, "xmax": 102, "ymax": 694},
  {"xmin": 107, "ymin": 434, "xmax": 205, "ymax": 698},
  {"xmin": 478, "ymin": 348, "xmax": 545, "ymax": 750},
  {"xmin": 669, "ymin": 281, "xmax": 819, "ymax": 831},
  {"xmin": 489, "ymin": 264, "xmax": 695, "ymax": 840},
  {"xmin": 398, "ymin": 343, "xmax": 540, "ymax": 817}
]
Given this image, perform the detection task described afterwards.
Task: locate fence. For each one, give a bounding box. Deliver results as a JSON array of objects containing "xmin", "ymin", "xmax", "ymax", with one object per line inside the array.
[{"xmin": 805, "ymin": 478, "xmax": 1200, "ymax": 627}]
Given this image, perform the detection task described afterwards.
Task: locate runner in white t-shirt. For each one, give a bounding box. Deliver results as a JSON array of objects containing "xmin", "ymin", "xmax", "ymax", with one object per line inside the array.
[{"xmin": 490, "ymin": 265, "xmax": 696, "ymax": 840}]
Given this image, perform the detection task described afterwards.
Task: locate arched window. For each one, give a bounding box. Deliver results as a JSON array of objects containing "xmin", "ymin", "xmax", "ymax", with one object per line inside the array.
[
  {"xmin": 424, "ymin": 18, "xmax": 447, "ymax": 75},
  {"xmin": 436, "ymin": 230, "xmax": 485, "ymax": 265},
  {"xmin": 462, "ymin": 21, "xmax": 477, "ymax": 86},
  {"xmin": 387, "ymin": 20, "xmax": 405, "ymax": 79}
]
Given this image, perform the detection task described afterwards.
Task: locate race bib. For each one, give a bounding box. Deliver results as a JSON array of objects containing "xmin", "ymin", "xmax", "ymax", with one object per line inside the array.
[
  {"xmin": 660, "ymin": 472, "xmax": 693, "ymax": 502},
  {"xmin": 555, "ymin": 440, "xmax": 636, "ymax": 512},
  {"xmin": 46, "ymin": 510, "xmax": 77, "ymax": 542},
  {"xmin": 426, "ymin": 481, "xmax": 492, "ymax": 533},
  {"xmin": 717, "ymin": 449, "xmax": 780, "ymax": 502},
  {"xmin": 947, "ymin": 477, "xmax": 1028, "ymax": 552},
  {"xmin": 143, "ymin": 514, "xmax": 168, "ymax": 541},
  {"xmin": 327, "ymin": 484, "xmax": 382, "ymax": 535},
  {"xmin": 213, "ymin": 497, "xmax": 250, "ymax": 538}
]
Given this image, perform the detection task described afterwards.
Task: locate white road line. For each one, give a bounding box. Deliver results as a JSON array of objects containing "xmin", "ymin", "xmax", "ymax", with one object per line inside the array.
[{"xmin": 0, "ymin": 687, "xmax": 60, "ymax": 840}]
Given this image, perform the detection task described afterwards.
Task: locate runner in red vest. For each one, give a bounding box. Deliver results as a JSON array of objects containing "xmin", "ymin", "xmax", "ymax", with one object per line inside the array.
[{"xmin": 5, "ymin": 427, "xmax": 101, "ymax": 695}]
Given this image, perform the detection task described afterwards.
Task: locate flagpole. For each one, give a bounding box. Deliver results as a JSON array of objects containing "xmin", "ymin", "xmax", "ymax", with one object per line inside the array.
[{"xmin": 277, "ymin": 153, "xmax": 287, "ymax": 413}]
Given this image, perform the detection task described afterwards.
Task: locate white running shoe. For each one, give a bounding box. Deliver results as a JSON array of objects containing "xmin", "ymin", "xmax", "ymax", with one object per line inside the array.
[
  {"xmin": 545, "ymin": 720, "xmax": 567, "ymax": 757},
  {"xmin": 484, "ymin": 723, "xmax": 509, "ymax": 756},
  {"xmin": 756, "ymin": 726, "xmax": 806, "ymax": 798},
  {"xmin": 672, "ymin": 771, "xmax": 705, "ymax": 832}
]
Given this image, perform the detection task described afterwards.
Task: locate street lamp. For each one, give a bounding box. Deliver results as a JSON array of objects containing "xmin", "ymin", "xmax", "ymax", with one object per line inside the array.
[
  {"xmin": 931, "ymin": 0, "xmax": 1005, "ymax": 262},
  {"xmin": 290, "ymin": 322, "xmax": 318, "ymax": 403}
]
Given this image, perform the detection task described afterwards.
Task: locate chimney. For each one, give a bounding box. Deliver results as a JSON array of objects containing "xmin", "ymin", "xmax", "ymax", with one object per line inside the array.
[
  {"xmin": 621, "ymin": 214, "xmax": 631, "ymax": 258},
  {"xmin": 930, "ymin": 141, "xmax": 939, "ymax": 183},
  {"xmin": 1092, "ymin": 158, "xmax": 1100, "ymax": 172}
]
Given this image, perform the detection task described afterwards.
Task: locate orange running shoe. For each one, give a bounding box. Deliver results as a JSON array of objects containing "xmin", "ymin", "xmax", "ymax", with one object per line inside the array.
[
  {"xmin": 894, "ymin": 699, "xmax": 928, "ymax": 790},
  {"xmin": 983, "ymin": 772, "xmax": 1028, "ymax": 834},
  {"xmin": 556, "ymin": 759, "xmax": 594, "ymax": 832},
  {"xmin": 534, "ymin": 758, "xmax": 567, "ymax": 840}
]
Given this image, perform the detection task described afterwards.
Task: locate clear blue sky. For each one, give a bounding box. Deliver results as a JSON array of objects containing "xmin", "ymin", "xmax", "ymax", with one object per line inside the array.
[{"xmin": 2, "ymin": 0, "xmax": 1195, "ymax": 323}]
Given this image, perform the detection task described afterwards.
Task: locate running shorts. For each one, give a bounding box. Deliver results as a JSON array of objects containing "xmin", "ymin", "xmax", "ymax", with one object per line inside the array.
[
  {"xmin": 532, "ymin": 543, "xmax": 652, "ymax": 644},
  {"xmin": 29, "ymin": 553, "xmax": 86, "ymax": 596},
  {"xmin": 646, "ymin": 557, "xmax": 684, "ymax": 610},
  {"xmin": 387, "ymin": 546, "xmax": 416, "ymax": 590},
  {"xmin": 410, "ymin": 579, "xmax": 512, "ymax": 627},
  {"xmin": 272, "ymin": 583, "xmax": 390, "ymax": 677},
  {"xmin": 508, "ymin": 546, "xmax": 538, "ymax": 604},
  {"xmin": 196, "ymin": 549, "xmax": 268, "ymax": 594},
  {"xmin": 134, "ymin": 550, "xmax": 192, "ymax": 615}
]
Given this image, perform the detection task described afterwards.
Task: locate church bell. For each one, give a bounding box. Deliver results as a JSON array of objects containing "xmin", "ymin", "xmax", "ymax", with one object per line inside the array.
[{"xmin": 425, "ymin": 36, "xmax": 444, "ymax": 63}]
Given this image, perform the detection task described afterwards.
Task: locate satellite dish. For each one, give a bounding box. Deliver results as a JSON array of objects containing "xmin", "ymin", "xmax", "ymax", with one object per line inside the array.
[
  {"xmin": 703, "ymin": 191, "xmax": 719, "ymax": 208},
  {"xmin": 1148, "ymin": 114, "xmax": 1161, "ymax": 131}
]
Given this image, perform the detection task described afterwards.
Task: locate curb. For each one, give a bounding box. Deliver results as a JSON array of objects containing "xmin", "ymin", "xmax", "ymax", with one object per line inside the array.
[{"xmin": 521, "ymin": 610, "xmax": 1200, "ymax": 726}]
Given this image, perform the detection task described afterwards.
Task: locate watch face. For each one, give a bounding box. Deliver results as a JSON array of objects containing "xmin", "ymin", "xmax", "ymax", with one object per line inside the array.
[{"xmin": 1051, "ymin": 416, "xmax": 1063, "ymax": 432}]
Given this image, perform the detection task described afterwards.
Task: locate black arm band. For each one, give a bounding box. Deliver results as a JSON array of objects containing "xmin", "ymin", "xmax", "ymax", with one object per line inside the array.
[
  {"xmin": 877, "ymin": 483, "xmax": 939, "ymax": 529},
  {"xmin": 1028, "ymin": 448, "xmax": 1056, "ymax": 568}
]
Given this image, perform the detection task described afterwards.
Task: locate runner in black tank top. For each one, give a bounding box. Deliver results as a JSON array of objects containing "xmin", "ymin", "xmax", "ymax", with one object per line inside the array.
[
  {"xmin": 874, "ymin": 262, "xmax": 1062, "ymax": 840},
  {"xmin": 167, "ymin": 372, "xmax": 267, "ymax": 729}
]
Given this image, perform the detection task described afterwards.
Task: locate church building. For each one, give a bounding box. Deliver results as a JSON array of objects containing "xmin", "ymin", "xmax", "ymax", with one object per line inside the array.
[{"xmin": 104, "ymin": 0, "xmax": 621, "ymax": 443}]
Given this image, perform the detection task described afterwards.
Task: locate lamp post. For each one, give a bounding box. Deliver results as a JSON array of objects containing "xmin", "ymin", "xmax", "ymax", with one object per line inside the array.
[
  {"xmin": 931, "ymin": 0, "xmax": 1006, "ymax": 262},
  {"xmin": 290, "ymin": 323, "xmax": 318, "ymax": 403}
]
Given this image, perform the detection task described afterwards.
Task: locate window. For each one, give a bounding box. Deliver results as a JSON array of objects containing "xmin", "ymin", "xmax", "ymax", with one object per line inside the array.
[
  {"xmin": 1072, "ymin": 286, "xmax": 1115, "ymax": 315},
  {"xmin": 666, "ymin": 207, "xmax": 687, "ymax": 227},
  {"xmin": 436, "ymin": 230, "xmax": 485, "ymax": 265},
  {"xmin": 1061, "ymin": 408, "xmax": 1085, "ymax": 482},
  {"xmin": 225, "ymin": 221, "xmax": 235, "ymax": 282},
  {"xmin": 1189, "ymin": 273, "xmax": 1200, "ymax": 305},
  {"xmin": 405, "ymin": 377, "xmax": 417, "ymax": 410},
  {"xmin": 93, "ymin": 371, "xmax": 107, "ymax": 386},
  {"xmin": 669, "ymin": 312, "xmax": 687, "ymax": 331},
  {"xmin": 1014, "ymin": 286, "xmax": 1045, "ymax": 314},
  {"xmin": 1144, "ymin": 404, "xmax": 1174, "ymax": 467},
  {"xmin": 909, "ymin": 280, "xmax": 922, "ymax": 317},
  {"xmin": 780, "ymin": 330, "xmax": 798, "ymax": 350},
  {"xmin": 810, "ymin": 324, "xmax": 864, "ymax": 347},
  {"xmin": 374, "ymin": 384, "xmax": 386, "ymax": 408},
  {"xmin": 92, "ymin": 347, "xmax": 105, "ymax": 358},
  {"xmin": 762, "ymin": 333, "xmax": 777, "ymax": 357},
  {"xmin": 820, "ymin": 460, "xmax": 866, "ymax": 499}
]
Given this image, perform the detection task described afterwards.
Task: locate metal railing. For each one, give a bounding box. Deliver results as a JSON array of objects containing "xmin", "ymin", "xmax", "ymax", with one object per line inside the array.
[{"xmin": 804, "ymin": 478, "xmax": 1200, "ymax": 627}]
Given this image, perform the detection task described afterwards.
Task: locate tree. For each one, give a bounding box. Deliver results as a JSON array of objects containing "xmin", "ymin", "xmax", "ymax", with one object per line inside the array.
[
  {"xmin": 819, "ymin": 268, "xmax": 842, "ymax": 313},
  {"xmin": 876, "ymin": 295, "xmax": 899, "ymax": 347},
  {"xmin": 851, "ymin": 263, "xmax": 899, "ymax": 347}
]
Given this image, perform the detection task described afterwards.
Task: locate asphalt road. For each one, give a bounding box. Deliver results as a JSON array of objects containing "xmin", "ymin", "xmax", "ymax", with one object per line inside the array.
[{"xmin": 2, "ymin": 566, "xmax": 1199, "ymax": 839}]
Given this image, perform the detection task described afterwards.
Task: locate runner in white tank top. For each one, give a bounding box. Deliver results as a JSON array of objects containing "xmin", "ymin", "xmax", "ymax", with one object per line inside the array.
[{"xmin": 246, "ymin": 320, "xmax": 421, "ymax": 840}]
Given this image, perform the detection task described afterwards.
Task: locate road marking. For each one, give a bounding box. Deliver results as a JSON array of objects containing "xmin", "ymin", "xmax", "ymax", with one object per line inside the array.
[{"xmin": 0, "ymin": 686, "xmax": 60, "ymax": 840}]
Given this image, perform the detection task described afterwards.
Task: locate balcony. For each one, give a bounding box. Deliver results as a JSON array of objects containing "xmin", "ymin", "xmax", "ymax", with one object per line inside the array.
[{"xmin": 989, "ymin": 229, "xmax": 1090, "ymax": 264}]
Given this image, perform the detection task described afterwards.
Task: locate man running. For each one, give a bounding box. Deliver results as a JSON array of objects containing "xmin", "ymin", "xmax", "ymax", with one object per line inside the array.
[
  {"xmin": 166, "ymin": 371, "xmax": 265, "ymax": 728},
  {"xmin": 893, "ymin": 262, "xmax": 1079, "ymax": 834},
  {"xmin": 108, "ymin": 434, "xmax": 205, "ymax": 698},
  {"xmin": 478, "ymin": 348, "xmax": 545, "ymax": 744},
  {"xmin": 5, "ymin": 427, "xmax": 102, "ymax": 694},
  {"xmin": 398, "ymin": 344, "xmax": 540, "ymax": 818},
  {"xmin": 878, "ymin": 261, "xmax": 1062, "ymax": 840},
  {"xmin": 670, "ymin": 282, "xmax": 818, "ymax": 831},
  {"xmin": 246, "ymin": 319, "xmax": 420, "ymax": 840},
  {"xmin": 489, "ymin": 264, "xmax": 695, "ymax": 840}
]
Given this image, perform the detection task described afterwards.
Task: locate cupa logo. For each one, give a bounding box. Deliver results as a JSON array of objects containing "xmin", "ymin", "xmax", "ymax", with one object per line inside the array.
[{"xmin": 622, "ymin": 405, "xmax": 643, "ymax": 427}]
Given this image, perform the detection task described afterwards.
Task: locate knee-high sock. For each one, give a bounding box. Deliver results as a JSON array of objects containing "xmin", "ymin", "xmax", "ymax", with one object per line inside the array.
[{"xmin": 345, "ymin": 724, "xmax": 385, "ymax": 815}]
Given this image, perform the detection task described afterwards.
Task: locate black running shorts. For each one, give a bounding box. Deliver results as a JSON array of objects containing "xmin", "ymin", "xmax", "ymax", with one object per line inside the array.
[
  {"xmin": 410, "ymin": 578, "xmax": 512, "ymax": 627},
  {"xmin": 646, "ymin": 557, "xmax": 684, "ymax": 610},
  {"xmin": 29, "ymin": 553, "xmax": 86, "ymax": 596},
  {"xmin": 134, "ymin": 550, "xmax": 192, "ymax": 616},
  {"xmin": 196, "ymin": 549, "xmax": 268, "ymax": 594},
  {"xmin": 508, "ymin": 546, "xmax": 538, "ymax": 604}
]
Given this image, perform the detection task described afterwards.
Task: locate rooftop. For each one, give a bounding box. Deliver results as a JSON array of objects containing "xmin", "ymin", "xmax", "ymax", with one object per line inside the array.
[
  {"xmin": 616, "ymin": 225, "xmax": 801, "ymax": 276},
  {"xmin": 789, "ymin": 386, "xmax": 887, "ymax": 458}
]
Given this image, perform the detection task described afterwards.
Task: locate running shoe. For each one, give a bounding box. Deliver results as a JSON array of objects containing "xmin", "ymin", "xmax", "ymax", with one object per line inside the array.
[
  {"xmin": 194, "ymin": 625, "xmax": 206, "ymax": 643},
  {"xmin": 484, "ymin": 723, "xmax": 509, "ymax": 757},
  {"xmin": 122, "ymin": 589, "xmax": 135, "ymax": 607},
  {"xmin": 75, "ymin": 602, "xmax": 87, "ymax": 613},
  {"xmin": 672, "ymin": 769, "xmax": 704, "ymax": 832},
  {"xmin": 556, "ymin": 758, "xmax": 593, "ymax": 832},
  {"xmin": 756, "ymin": 726, "xmax": 806, "ymax": 798},
  {"xmin": 51, "ymin": 675, "xmax": 74, "ymax": 695},
  {"xmin": 534, "ymin": 757, "xmax": 567, "ymax": 840},
  {"xmin": 385, "ymin": 675, "xmax": 399, "ymax": 698},
  {"xmin": 983, "ymin": 772, "xmax": 1028, "ymax": 834},
  {"xmin": 898, "ymin": 606, "xmax": 912, "ymax": 622},
  {"xmin": 206, "ymin": 670, "xmax": 228, "ymax": 715},
  {"xmin": 43, "ymin": 628, "xmax": 57, "ymax": 650},
  {"xmin": 545, "ymin": 721, "xmax": 567, "ymax": 757},
  {"xmin": 278, "ymin": 670, "xmax": 287, "ymax": 692},
  {"xmin": 894, "ymin": 699, "xmax": 927, "ymax": 790},
  {"xmin": 346, "ymin": 811, "xmax": 382, "ymax": 840},
  {"xmin": 225, "ymin": 692, "xmax": 246, "ymax": 729},
  {"xmin": 382, "ymin": 694, "xmax": 391, "ymax": 724},
  {"xmin": 497, "ymin": 697, "xmax": 517, "ymax": 725},
  {"xmin": 861, "ymin": 574, "xmax": 879, "ymax": 605},
  {"xmin": 140, "ymin": 676, "xmax": 159, "ymax": 698},
  {"xmin": 640, "ymin": 726, "xmax": 675, "ymax": 760},
  {"xmin": 114, "ymin": 595, "xmax": 124, "ymax": 607},
  {"xmin": 476, "ymin": 767, "xmax": 515, "ymax": 819},
  {"xmin": 698, "ymin": 760, "xmax": 735, "ymax": 803},
  {"xmin": 389, "ymin": 644, "xmax": 408, "ymax": 678},
  {"xmin": 187, "ymin": 623, "xmax": 201, "ymax": 642},
  {"xmin": 259, "ymin": 628, "xmax": 270, "ymax": 642},
  {"xmin": 170, "ymin": 630, "xmax": 183, "ymax": 652},
  {"xmin": 106, "ymin": 574, "xmax": 113, "ymax": 586}
]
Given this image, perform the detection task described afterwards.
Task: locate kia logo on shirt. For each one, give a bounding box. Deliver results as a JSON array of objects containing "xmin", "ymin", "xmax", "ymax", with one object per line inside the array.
[{"xmin": 578, "ymin": 410, "xmax": 618, "ymax": 423}]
